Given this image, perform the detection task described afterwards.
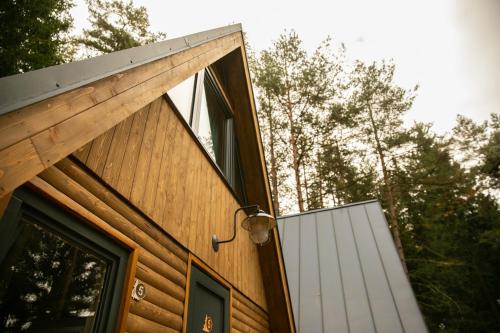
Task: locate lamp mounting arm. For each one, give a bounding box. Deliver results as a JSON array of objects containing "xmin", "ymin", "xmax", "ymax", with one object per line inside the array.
[{"xmin": 212, "ymin": 204, "xmax": 260, "ymax": 252}]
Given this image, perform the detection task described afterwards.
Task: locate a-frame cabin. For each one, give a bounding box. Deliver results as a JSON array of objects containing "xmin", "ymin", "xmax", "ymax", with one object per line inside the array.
[{"xmin": 0, "ymin": 24, "xmax": 295, "ymax": 332}]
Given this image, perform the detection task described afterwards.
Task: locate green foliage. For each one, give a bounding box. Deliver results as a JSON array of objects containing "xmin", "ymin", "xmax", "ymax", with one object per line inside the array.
[
  {"xmin": 0, "ymin": 0, "xmax": 75, "ymax": 77},
  {"xmin": 395, "ymin": 124, "xmax": 500, "ymax": 331},
  {"xmin": 251, "ymin": 31, "xmax": 340, "ymax": 212},
  {"xmin": 480, "ymin": 121, "xmax": 500, "ymax": 188},
  {"xmin": 77, "ymin": 0, "xmax": 165, "ymax": 55},
  {"xmin": 251, "ymin": 31, "xmax": 500, "ymax": 332}
]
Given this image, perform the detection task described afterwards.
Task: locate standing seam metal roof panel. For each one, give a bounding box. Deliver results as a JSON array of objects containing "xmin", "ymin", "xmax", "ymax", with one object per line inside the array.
[{"xmin": 278, "ymin": 201, "xmax": 428, "ymax": 333}]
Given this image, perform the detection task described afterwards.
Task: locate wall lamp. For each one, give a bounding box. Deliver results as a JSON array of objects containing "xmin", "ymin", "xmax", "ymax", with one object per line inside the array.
[{"xmin": 212, "ymin": 205, "xmax": 276, "ymax": 252}]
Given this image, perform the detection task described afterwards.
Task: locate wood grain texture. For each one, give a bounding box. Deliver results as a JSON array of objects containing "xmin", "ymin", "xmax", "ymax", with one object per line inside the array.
[
  {"xmin": 218, "ymin": 40, "xmax": 295, "ymax": 332},
  {"xmin": 0, "ymin": 192, "xmax": 12, "ymax": 219},
  {"xmin": 0, "ymin": 32, "xmax": 240, "ymax": 197},
  {"xmin": 74, "ymin": 96, "xmax": 269, "ymax": 310},
  {"xmin": 0, "ymin": 28, "xmax": 293, "ymax": 330},
  {"xmin": 0, "ymin": 139, "xmax": 45, "ymax": 197}
]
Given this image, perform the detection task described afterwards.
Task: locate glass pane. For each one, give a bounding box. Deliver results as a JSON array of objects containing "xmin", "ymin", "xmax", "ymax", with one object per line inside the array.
[
  {"xmin": 198, "ymin": 76, "xmax": 227, "ymax": 171},
  {"xmin": 0, "ymin": 216, "xmax": 108, "ymax": 332},
  {"xmin": 167, "ymin": 74, "xmax": 196, "ymax": 123}
]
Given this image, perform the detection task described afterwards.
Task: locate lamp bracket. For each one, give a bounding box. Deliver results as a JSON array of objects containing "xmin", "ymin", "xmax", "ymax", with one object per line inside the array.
[{"xmin": 211, "ymin": 204, "xmax": 260, "ymax": 252}]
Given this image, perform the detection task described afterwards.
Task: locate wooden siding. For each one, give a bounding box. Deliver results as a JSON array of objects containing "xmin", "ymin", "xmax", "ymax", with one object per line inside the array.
[
  {"xmin": 0, "ymin": 29, "xmax": 294, "ymax": 331},
  {"xmin": 30, "ymin": 159, "xmax": 189, "ymax": 332},
  {"xmin": 0, "ymin": 32, "xmax": 240, "ymax": 198},
  {"xmin": 72, "ymin": 96, "xmax": 268, "ymax": 310},
  {"xmin": 218, "ymin": 49, "xmax": 296, "ymax": 332},
  {"xmin": 28, "ymin": 159, "xmax": 272, "ymax": 332},
  {"xmin": 232, "ymin": 289, "xmax": 270, "ymax": 333}
]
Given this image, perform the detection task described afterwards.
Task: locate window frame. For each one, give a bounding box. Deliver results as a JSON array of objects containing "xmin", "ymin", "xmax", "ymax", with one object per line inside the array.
[
  {"xmin": 0, "ymin": 187, "xmax": 137, "ymax": 333},
  {"xmin": 165, "ymin": 66, "xmax": 248, "ymax": 204}
]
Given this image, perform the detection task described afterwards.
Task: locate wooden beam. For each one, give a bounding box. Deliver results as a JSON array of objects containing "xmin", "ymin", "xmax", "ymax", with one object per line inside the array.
[
  {"xmin": 0, "ymin": 192, "xmax": 12, "ymax": 219},
  {"xmin": 221, "ymin": 35, "xmax": 296, "ymax": 332},
  {"xmin": 0, "ymin": 33, "xmax": 240, "ymax": 197}
]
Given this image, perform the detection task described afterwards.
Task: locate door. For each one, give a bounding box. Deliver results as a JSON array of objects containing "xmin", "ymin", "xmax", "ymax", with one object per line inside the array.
[{"xmin": 186, "ymin": 265, "xmax": 230, "ymax": 333}]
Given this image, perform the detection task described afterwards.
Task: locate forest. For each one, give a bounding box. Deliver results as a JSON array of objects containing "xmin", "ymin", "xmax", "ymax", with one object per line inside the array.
[
  {"xmin": 1, "ymin": 0, "xmax": 499, "ymax": 331},
  {"xmin": 250, "ymin": 32, "xmax": 500, "ymax": 332}
]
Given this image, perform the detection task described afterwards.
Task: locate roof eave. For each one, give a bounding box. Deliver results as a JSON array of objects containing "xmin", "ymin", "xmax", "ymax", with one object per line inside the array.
[{"xmin": 0, "ymin": 23, "xmax": 242, "ymax": 115}]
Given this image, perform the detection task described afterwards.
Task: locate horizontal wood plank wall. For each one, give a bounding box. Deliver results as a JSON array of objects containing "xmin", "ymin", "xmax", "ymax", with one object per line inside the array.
[
  {"xmin": 73, "ymin": 96, "xmax": 268, "ymax": 311},
  {"xmin": 232, "ymin": 289, "xmax": 270, "ymax": 333},
  {"xmin": 36, "ymin": 160, "xmax": 188, "ymax": 333}
]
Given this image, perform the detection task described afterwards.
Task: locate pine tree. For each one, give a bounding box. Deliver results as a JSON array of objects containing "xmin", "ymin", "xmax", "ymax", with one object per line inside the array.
[
  {"xmin": 347, "ymin": 60, "xmax": 417, "ymax": 272},
  {"xmin": 480, "ymin": 114, "xmax": 500, "ymax": 189},
  {"xmin": 0, "ymin": 0, "xmax": 75, "ymax": 76},
  {"xmin": 395, "ymin": 123, "xmax": 500, "ymax": 331},
  {"xmin": 252, "ymin": 31, "xmax": 338, "ymax": 212},
  {"xmin": 77, "ymin": 0, "xmax": 165, "ymax": 56}
]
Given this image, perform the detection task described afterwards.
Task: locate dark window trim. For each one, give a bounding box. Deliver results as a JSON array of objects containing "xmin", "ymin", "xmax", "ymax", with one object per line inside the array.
[
  {"xmin": 165, "ymin": 94, "xmax": 247, "ymax": 206},
  {"xmin": 187, "ymin": 72, "xmax": 199, "ymax": 127},
  {"xmin": 164, "ymin": 67, "xmax": 248, "ymax": 205},
  {"xmin": 0, "ymin": 187, "xmax": 130, "ymax": 333}
]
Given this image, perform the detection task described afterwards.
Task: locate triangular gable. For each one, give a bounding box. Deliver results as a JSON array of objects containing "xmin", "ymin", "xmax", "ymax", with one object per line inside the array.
[{"xmin": 0, "ymin": 24, "xmax": 295, "ymax": 332}]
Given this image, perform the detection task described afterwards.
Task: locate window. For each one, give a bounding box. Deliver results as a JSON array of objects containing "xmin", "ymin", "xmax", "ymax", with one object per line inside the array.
[
  {"xmin": 0, "ymin": 189, "xmax": 129, "ymax": 333},
  {"xmin": 166, "ymin": 68, "xmax": 247, "ymax": 203},
  {"xmin": 197, "ymin": 72, "xmax": 228, "ymax": 172},
  {"xmin": 166, "ymin": 74, "xmax": 197, "ymax": 123}
]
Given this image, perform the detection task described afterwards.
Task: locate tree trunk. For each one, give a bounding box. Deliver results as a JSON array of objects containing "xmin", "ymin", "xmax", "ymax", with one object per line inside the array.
[
  {"xmin": 265, "ymin": 95, "xmax": 281, "ymax": 216},
  {"xmin": 303, "ymin": 162, "xmax": 310, "ymax": 210},
  {"xmin": 289, "ymin": 114, "xmax": 305, "ymax": 212},
  {"xmin": 367, "ymin": 106, "xmax": 408, "ymax": 274},
  {"xmin": 316, "ymin": 153, "xmax": 324, "ymax": 208}
]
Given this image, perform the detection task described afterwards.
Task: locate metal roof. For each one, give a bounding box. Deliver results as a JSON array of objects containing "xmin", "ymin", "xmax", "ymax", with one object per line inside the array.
[
  {"xmin": 278, "ymin": 201, "xmax": 428, "ymax": 333},
  {"xmin": 0, "ymin": 24, "xmax": 242, "ymax": 115}
]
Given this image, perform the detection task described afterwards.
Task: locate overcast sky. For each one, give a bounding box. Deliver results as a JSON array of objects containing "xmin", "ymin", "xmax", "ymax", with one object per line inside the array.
[{"xmin": 72, "ymin": 0, "xmax": 500, "ymax": 134}]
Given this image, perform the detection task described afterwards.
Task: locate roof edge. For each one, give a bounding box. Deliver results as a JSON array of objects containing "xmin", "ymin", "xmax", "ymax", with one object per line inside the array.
[
  {"xmin": 277, "ymin": 199, "xmax": 380, "ymax": 219},
  {"xmin": 0, "ymin": 23, "xmax": 242, "ymax": 115}
]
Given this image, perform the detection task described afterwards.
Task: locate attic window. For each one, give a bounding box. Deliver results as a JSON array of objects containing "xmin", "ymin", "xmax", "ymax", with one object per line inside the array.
[
  {"xmin": 197, "ymin": 72, "xmax": 229, "ymax": 172},
  {"xmin": 166, "ymin": 74, "xmax": 196, "ymax": 123},
  {"xmin": 166, "ymin": 68, "xmax": 247, "ymax": 203}
]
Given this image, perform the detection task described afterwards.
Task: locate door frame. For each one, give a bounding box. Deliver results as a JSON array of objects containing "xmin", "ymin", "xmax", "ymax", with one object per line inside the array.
[{"xmin": 182, "ymin": 253, "xmax": 233, "ymax": 333}]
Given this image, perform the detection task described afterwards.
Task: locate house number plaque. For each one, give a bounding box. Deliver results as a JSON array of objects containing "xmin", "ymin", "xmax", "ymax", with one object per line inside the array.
[
  {"xmin": 202, "ymin": 314, "xmax": 213, "ymax": 332},
  {"xmin": 131, "ymin": 279, "xmax": 146, "ymax": 301}
]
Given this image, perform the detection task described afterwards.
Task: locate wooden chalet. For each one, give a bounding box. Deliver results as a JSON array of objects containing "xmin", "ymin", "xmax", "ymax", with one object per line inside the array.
[{"xmin": 0, "ymin": 24, "xmax": 295, "ymax": 333}]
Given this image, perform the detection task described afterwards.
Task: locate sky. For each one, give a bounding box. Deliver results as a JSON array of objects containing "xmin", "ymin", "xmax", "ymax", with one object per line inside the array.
[{"xmin": 71, "ymin": 0, "xmax": 500, "ymax": 134}]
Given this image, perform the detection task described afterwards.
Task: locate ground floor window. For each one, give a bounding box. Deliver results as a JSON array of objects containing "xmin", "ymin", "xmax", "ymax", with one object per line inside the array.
[{"xmin": 0, "ymin": 188, "xmax": 129, "ymax": 332}]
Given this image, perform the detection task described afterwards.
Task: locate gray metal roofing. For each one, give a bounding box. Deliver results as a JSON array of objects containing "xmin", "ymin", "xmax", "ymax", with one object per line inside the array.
[
  {"xmin": 278, "ymin": 201, "xmax": 428, "ymax": 333},
  {"xmin": 0, "ymin": 24, "xmax": 242, "ymax": 116}
]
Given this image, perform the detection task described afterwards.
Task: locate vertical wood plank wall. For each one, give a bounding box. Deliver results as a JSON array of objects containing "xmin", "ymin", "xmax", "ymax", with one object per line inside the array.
[
  {"xmin": 72, "ymin": 96, "xmax": 268, "ymax": 311},
  {"xmin": 32, "ymin": 158, "xmax": 269, "ymax": 332}
]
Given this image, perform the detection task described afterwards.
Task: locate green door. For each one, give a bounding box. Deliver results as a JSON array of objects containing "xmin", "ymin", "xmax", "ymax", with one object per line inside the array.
[{"xmin": 186, "ymin": 265, "xmax": 229, "ymax": 333}]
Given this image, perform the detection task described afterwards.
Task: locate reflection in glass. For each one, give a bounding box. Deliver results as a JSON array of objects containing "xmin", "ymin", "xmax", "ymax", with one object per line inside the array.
[
  {"xmin": 198, "ymin": 75, "xmax": 227, "ymax": 172},
  {"xmin": 0, "ymin": 216, "xmax": 108, "ymax": 332},
  {"xmin": 166, "ymin": 74, "xmax": 196, "ymax": 124}
]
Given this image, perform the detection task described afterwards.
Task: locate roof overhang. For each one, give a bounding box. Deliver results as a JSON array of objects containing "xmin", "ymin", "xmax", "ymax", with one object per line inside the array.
[
  {"xmin": 0, "ymin": 24, "xmax": 242, "ymax": 115},
  {"xmin": 0, "ymin": 24, "xmax": 296, "ymax": 332}
]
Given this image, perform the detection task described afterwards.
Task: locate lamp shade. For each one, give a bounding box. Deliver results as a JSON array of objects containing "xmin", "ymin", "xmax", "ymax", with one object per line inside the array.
[{"xmin": 241, "ymin": 210, "xmax": 276, "ymax": 245}]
